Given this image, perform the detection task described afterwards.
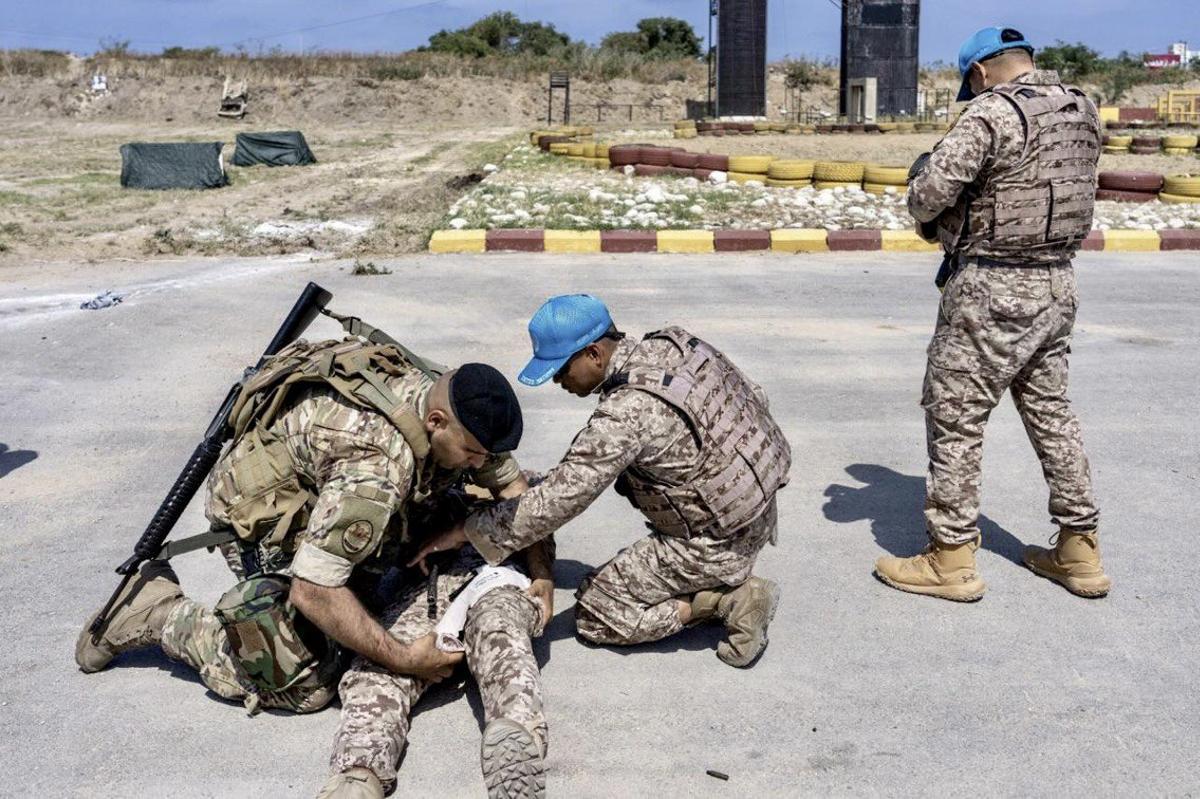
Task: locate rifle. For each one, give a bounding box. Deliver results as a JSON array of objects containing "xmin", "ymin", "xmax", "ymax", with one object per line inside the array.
[{"xmin": 88, "ymin": 281, "xmax": 333, "ymax": 641}]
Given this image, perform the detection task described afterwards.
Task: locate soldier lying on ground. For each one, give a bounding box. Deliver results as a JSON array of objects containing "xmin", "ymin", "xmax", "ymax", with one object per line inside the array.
[
  {"xmin": 412, "ymin": 294, "xmax": 790, "ymax": 668},
  {"xmin": 76, "ymin": 339, "xmax": 554, "ymax": 798}
]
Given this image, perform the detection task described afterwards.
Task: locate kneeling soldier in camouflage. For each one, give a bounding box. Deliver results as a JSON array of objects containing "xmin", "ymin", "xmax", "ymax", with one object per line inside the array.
[
  {"xmin": 412, "ymin": 294, "xmax": 790, "ymax": 668},
  {"xmin": 76, "ymin": 334, "xmax": 553, "ymax": 798}
]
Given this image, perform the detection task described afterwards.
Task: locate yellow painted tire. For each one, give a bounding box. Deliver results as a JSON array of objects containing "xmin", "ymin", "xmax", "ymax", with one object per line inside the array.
[
  {"xmin": 768, "ymin": 159, "xmax": 815, "ymax": 180},
  {"xmin": 753, "ymin": 121, "xmax": 771, "ymax": 132},
  {"xmin": 770, "ymin": 122, "xmax": 787, "ymax": 132},
  {"xmin": 549, "ymin": 142, "xmax": 570, "ymax": 154},
  {"xmin": 863, "ymin": 164, "xmax": 909, "ymax": 185},
  {"xmin": 1163, "ymin": 135, "xmax": 1199, "ymax": 149},
  {"xmin": 581, "ymin": 142, "xmax": 597, "ymax": 158},
  {"xmin": 863, "ymin": 182, "xmax": 906, "ymax": 195},
  {"xmin": 813, "ymin": 180, "xmax": 862, "ymax": 190},
  {"xmin": 728, "ymin": 171, "xmax": 768, "ymax": 184},
  {"xmin": 575, "ymin": 126, "xmax": 594, "ymax": 136},
  {"xmin": 1163, "ymin": 174, "xmax": 1200, "ymax": 196},
  {"xmin": 589, "ymin": 157, "xmax": 609, "ymax": 169},
  {"xmin": 1164, "ymin": 147, "xmax": 1195, "ymax": 156},
  {"xmin": 785, "ymin": 125, "xmax": 804, "ymax": 134},
  {"xmin": 801, "ymin": 124, "xmax": 817, "ymax": 134},
  {"xmin": 673, "ymin": 129, "xmax": 698, "ymax": 139},
  {"xmin": 766, "ymin": 178, "xmax": 812, "ymax": 188},
  {"xmin": 674, "ymin": 119, "xmax": 697, "ymax": 128},
  {"xmin": 565, "ymin": 143, "xmax": 584, "ymax": 156},
  {"xmin": 1102, "ymin": 146, "xmax": 1131, "ymax": 154},
  {"xmin": 877, "ymin": 122, "xmax": 899, "ymax": 133},
  {"xmin": 814, "ymin": 160, "xmax": 865, "ymax": 182},
  {"xmin": 1107, "ymin": 135, "xmax": 1133, "ymax": 147},
  {"xmin": 728, "ymin": 155, "xmax": 774, "ymax": 174},
  {"xmin": 595, "ymin": 143, "xmax": 610, "ymax": 159},
  {"xmin": 1159, "ymin": 191, "xmax": 1200, "ymax": 204}
]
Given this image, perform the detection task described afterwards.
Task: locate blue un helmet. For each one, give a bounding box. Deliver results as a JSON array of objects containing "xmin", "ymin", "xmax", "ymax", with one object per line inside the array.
[
  {"xmin": 518, "ymin": 294, "xmax": 613, "ymax": 386},
  {"xmin": 956, "ymin": 27, "xmax": 1035, "ymax": 101}
]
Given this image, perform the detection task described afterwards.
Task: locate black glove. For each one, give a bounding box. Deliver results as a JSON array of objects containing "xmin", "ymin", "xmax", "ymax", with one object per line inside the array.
[{"xmin": 908, "ymin": 151, "xmax": 932, "ymax": 183}]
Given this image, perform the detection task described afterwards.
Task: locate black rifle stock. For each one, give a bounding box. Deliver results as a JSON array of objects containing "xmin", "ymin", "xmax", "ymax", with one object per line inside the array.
[{"xmin": 88, "ymin": 282, "xmax": 333, "ymax": 639}]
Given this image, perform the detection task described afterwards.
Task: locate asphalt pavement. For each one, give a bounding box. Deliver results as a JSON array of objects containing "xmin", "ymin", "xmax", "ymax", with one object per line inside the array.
[{"xmin": 1, "ymin": 251, "xmax": 1197, "ymax": 797}]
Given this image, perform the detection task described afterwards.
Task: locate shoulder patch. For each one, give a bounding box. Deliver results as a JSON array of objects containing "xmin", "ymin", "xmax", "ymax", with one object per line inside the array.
[{"xmin": 342, "ymin": 520, "xmax": 375, "ymax": 556}]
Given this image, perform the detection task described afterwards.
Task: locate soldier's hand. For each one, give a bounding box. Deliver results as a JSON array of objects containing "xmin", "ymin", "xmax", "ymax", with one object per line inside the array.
[
  {"xmin": 525, "ymin": 578, "xmax": 554, "ymax": 630},
  {"xmin": 402, "ymin": 632, "xmax": 463, "ymax": 682},
  {"xmin": 407, "ymin": 524, "xmax": 469, "ymax": 575}
]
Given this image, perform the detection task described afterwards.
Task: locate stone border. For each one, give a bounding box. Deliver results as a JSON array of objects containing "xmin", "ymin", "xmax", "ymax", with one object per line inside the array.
[{"xmin": 429, "ymin": 228, "xmax": 1200, "ymax": 254}]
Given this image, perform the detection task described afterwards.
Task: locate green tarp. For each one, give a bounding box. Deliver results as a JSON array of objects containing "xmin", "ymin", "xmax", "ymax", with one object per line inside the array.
[
  {"xmin": 232, "ymin": 131, "xmax": 317, "ymax": 167},
  {"xmin": 119, "ymin": 142, "xmax": 229, "ymax": 190}
]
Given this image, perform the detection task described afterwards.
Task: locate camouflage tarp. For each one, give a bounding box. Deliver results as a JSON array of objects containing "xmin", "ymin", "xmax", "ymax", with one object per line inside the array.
[{"xmin": 119, "ymin": 142, "xmax": 229, "ymax": 190}]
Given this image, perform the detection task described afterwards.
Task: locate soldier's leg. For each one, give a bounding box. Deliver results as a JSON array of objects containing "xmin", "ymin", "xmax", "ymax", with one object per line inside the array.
[
  {"xmin": 1009, "ymin": 296, "xmax": 1100, "ymax": 534},
  {"xmin": 464, "ymin": 586, "xmax": 547, "ymax": 753},
  {"xmin": 159, "ymin": 597, "xmax": 248, "ymax": 702},
  {"xmin": 575, "ymin": 503, "xmax": 775, "ymax": 649},
  {"xmin": 326, "ymin": 593, "xmax": 432, "ymax": 794},
  {"xmin": 465, "ymin": 586, "xmax": 547, "ymax": 798},
  {"xmin": 1011, "ymin": 271, "xmax": 1109, "ymax": 596}
]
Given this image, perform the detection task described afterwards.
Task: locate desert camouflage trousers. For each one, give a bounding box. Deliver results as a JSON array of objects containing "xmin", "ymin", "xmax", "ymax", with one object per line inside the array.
[
  {"xmin": 923, "ymin": 262, "xmax": 1100, "ymax": 545},
  {"xmin": 160, "ymin": 595, "xmax": 337, "ymax": 714},
  {"xmin": 330, "ymin": 577, "xmax": 546, "ymax": 792},
  {"xmin": 575, "ymin": 498, "xmax": 776, "ymax": 645}
]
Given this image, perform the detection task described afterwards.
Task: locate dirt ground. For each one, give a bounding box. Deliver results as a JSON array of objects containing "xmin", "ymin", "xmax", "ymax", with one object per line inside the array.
[{"xmin": 0, "ymin": 117, "xmax": 518, "ymax": 264}]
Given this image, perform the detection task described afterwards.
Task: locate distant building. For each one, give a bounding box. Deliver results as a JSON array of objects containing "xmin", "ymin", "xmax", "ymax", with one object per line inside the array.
[{"xmin": 1145, "ymin": 41, "xmax": 1192, "ymax": 69}]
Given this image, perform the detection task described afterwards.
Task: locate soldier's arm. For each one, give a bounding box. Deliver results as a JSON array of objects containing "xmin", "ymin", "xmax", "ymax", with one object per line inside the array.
[
  {"xmin": 907, "ymin": 107, "xmax": 996, "ymax": 223},
  {"xmin": 462, "ymin": 395, "xmax": 651, "ymax": 564},
  {"xmin": 289, "ymin": 438, "xmax": 461, "ymax": 679}
]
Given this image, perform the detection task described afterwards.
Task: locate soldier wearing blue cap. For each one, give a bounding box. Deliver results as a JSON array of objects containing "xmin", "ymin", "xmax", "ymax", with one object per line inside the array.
[
  {"xmin": 412, "ymin": 294, "xmax": 791, "ymax": 668},
  {"xmin": 877, "ymin": 27, "xmax": 1111, "ymax": 601}
]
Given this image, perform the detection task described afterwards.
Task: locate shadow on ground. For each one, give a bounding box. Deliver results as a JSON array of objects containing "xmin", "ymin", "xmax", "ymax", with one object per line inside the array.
[
  {"xmin": 822, "ymin": 463, "xmax": 1027, "ymax": 565},
  {"xmin": 0, "ymin": 443, "xmax": 38, "ymax": 479}
]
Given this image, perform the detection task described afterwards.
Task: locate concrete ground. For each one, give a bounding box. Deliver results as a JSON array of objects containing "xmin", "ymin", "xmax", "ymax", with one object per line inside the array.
[{"xmin": 1, "ymin": 252, "xmax": 1197, "ymax": 797}]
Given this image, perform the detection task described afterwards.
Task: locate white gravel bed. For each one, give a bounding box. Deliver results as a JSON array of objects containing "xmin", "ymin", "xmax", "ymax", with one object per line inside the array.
[{"xmin": 442, "ymin": 144, "xmax": 1200, "ymax": 231}]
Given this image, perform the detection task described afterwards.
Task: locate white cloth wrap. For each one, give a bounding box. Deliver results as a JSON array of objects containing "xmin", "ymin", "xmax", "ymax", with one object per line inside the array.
[{"xmin": 434, "ymin": 565, "xmax": 531, "ymax": 652}]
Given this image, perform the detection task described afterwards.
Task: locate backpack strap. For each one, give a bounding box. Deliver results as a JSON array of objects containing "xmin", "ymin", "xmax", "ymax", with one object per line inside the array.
[{"xmin": 322, "ymin": 308, "xmax": 446, "ymax": 380}]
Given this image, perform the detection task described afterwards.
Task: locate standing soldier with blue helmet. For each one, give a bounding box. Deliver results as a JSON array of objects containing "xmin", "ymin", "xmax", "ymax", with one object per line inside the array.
[
  {"xmin": 874, "ymin": 27, "xmax": 1111, "ymax": 601},
  {"xmin": 412, "ymin": 294, "xmax": 790, "ymax": 668}
]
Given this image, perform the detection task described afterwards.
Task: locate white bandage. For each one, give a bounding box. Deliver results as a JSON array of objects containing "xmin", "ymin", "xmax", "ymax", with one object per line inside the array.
[{"xmin": 434, "ymin": 566, "xmax": 531, "ymax": 652}]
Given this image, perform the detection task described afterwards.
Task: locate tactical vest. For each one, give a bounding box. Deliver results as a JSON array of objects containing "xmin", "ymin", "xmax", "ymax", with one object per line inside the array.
[
  {"xmin": 945, "ymin": 81, "xmax": 1100, "ymax": 258},
  {"xmin": 217, "ymin": 337, "xmax": 435, "ymax": 548},
  {"xmin": 602, "ymin": 328, "xmax": 791, "ymax": 539}
]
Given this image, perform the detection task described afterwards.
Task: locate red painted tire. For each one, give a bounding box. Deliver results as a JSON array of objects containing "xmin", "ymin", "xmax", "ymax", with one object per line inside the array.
[
  {"xmin": 1131, "ymin": 136, "xmax": 1161, "ymax": 148},
  {"xmin": 634, "ymin": 163, "xmax": 667, "ymax": 177},
  {"xmin": 607, "ymin": 145, "xmax": 641, "ymax": 166},
  {"xmin": 663, "ymin": 166, "xmax": 694, "ymax": 177},
  {"xmin": 670, "ymin": 150, "xmax": 701, "ymax": 168},
  {"xmin": 696, "ymin": 153, "xmax": 730, "ymax": 171},
  {"xmin": 640, "ymin": 147, "xmax": 675, "ymax": 166},
  {"xmin": 694, "ymin": 168, "xmax": 713, "ymax": 181},
  {"xmin": 1130, "ymin": 146, "xmax": 1161, "ymax": 155},
  {"xmin": 1097, "ymin": 171, "xmax": 1164, "ymax": 192},
  {"xmin": 1094, "ymin": 188, "xmax": 1159, "ymax": 203}
]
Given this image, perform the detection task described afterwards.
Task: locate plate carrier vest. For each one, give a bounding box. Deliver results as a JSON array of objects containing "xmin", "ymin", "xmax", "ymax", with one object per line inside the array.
[
  {"xmin": 601, "ymin": 327, "xmax": 791, "ymax": 539},
  {"xmin": 946, "ymin": 80, "xmax": 1100, "ymax": 257}
]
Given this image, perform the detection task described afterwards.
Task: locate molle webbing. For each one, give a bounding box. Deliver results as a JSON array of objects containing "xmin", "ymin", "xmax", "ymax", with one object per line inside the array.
[{"xmin": 602, "ymin": 327, "xmax": 791, "ymax": 538}]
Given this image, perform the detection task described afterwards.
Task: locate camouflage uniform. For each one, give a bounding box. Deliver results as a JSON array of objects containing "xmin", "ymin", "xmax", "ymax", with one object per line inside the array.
[
  {"xmin": 330, "ymin": 549, "xmax": 547, "ymax": 793},
  {"xmin": 467, "ymin": 333, "xmax": 787, "ymax": 645},
  {"xmin": 908, "ymin": 69, "xmax": 1101, "ymax": 545},
  {"xmin": 160, "ymin": 367, "xmax": 524, "ymax": 711}
]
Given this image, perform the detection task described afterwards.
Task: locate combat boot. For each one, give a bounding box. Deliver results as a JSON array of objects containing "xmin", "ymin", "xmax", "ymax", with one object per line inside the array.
[
  {"xmin": 690, "ymin": 576, "xmax": 781, "ymax": 668},
  {"xmin": 874, "ymin": 538, "xmax": 986, "ymax": 602},
  {"xmin": 75, "ymin": 560, "xmax": 183, "ymax": 673},
  {"xmin": 1023, "ymin": 531, "xmax": 1111, "ymax": 598},
  {"xmin": 315, "ymin": 768, "xmax": 383, "ymax": 799},
  {"xmin": 480, "ymin": 717, "xmax": 546, "ymax": 799}
]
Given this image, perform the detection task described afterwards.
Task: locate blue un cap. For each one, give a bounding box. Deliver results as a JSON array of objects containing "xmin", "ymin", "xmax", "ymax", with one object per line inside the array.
[
  {"xmin": 956, "ymin": 27, "xmax": 1035, "ymax": 102},
  {"xmin": 518, "ymin": 294, "xmax": 613, "ymax": 386}
]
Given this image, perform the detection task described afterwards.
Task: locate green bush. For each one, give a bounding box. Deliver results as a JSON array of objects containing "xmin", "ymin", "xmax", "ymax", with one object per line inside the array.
[{"xmin": 600, "ymin": 17, "xmax": 702, "ymax": 60}]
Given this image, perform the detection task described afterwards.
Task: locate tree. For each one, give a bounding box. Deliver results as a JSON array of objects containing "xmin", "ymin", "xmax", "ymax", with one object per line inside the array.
[
  {"xmin": 600, "ymin": 17, "xmax": 701, "ymax": 60},
  {"xmin": 1035, "ymin": 41, "xmax": 1103, "ymax": 81},
  {"xmin": 424, "ymin": 12, "xmax": 571, "ymax": 58}
]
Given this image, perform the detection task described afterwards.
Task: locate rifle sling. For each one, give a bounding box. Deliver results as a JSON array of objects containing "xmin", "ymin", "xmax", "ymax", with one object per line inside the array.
[{"xmin": 155, "ymin": 528, "xmax": 239, "ymax": 561}]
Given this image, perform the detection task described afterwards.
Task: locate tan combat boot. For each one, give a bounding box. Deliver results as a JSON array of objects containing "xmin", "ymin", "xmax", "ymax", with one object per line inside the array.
[
  {"xmin": 480, "ymin": 718, "xmax": 546, "ymax": 799},
  {"xmin": 874, "ymin": 538, "xmax": 986, "ymax": 602},
  {"xmin": 691, "ymin": 576, "xmax": 781, "ymax": 668},
  {"xmin": 1023, "ymin": 531, "xmax": 1111, "ymax": 597},
  {"xmin": 75, "ymin": 560, "xmax": 184, "ymax": 673},
  {"xmin": 315, "ymin": 768, "xmax": 384, "ymax": 799}
]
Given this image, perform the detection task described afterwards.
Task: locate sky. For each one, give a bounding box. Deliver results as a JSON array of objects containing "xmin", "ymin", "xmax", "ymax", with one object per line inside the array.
[{"xmin": 2, "ymin": 0, "xmax": 1198, "ymax": 63}]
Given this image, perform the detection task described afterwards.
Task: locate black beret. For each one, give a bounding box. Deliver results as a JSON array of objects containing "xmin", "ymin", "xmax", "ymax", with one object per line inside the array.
[{"xmin": 449, "ymin": 363, "xmax": 523, "ymax": 453}]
